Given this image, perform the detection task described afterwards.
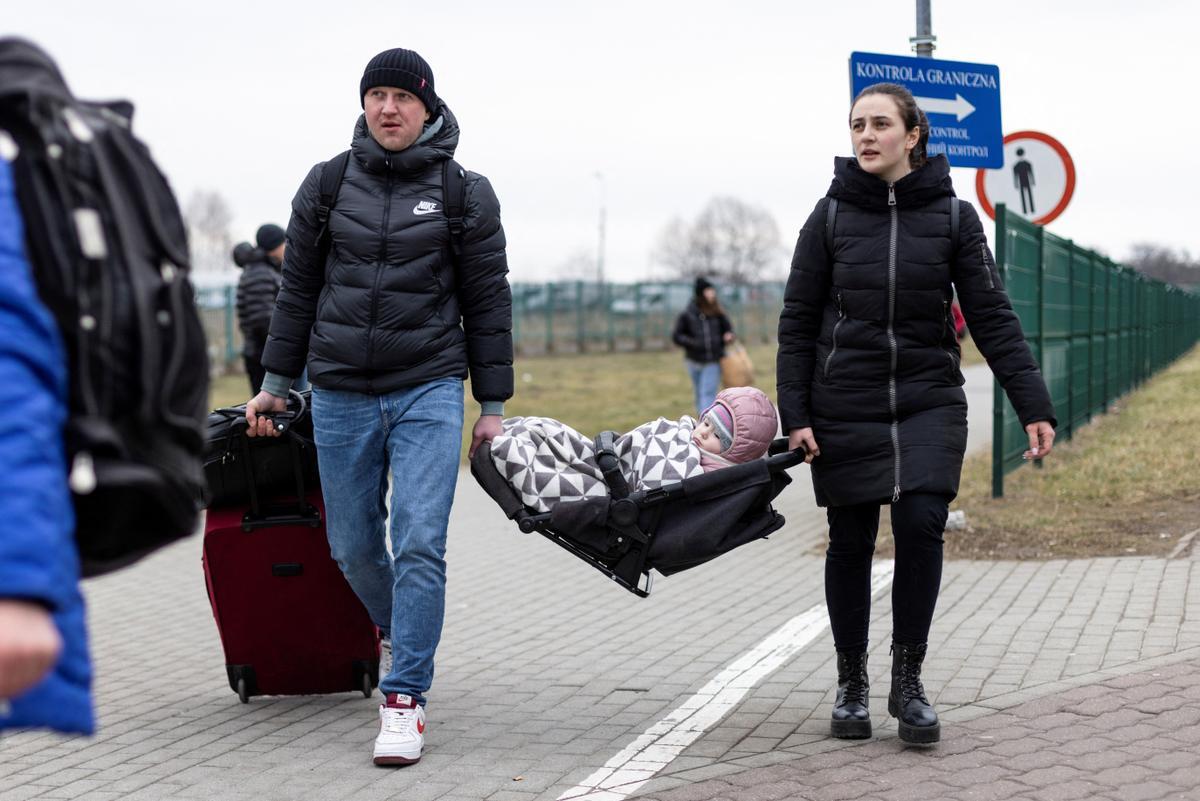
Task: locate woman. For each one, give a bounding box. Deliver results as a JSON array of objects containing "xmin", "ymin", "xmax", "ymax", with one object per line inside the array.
[
  {"xmin": 673, "ymin": 277, "xmax": 734, "ymax": 414},
  {"xmin": 776, "ymin": 83, "xmax": 1056, "ymax": 745}
]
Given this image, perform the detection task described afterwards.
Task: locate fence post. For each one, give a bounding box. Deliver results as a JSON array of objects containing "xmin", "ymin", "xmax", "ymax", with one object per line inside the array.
[
  {"xmin": 1034, "ymin": 222, "xmax": 1046, "ymax": 470},
  {"xmin": 1070, "ymin": 241, "xmax": 1080, "ymax": 441},
  {"xmin": 992, "ymin": 205, "xmax": 1007, "ymax": 498},
  {"xmin": 634, "ymin": 283, "xmax": 644, "ymax": 351},
  {"xmin": 576, "ymin": 280, "xmax": 586, "ymax": 353},
  {"xmin": 545, "ymin": 282, "xmax": 555, "ymax": 354},
  {"xmin": 1087, "ymin": 251, "xmax": 1095, "ymax": 423},
  {"xmin": 605, "ymin": 283, "xmax": 616, "ymax": 351}
]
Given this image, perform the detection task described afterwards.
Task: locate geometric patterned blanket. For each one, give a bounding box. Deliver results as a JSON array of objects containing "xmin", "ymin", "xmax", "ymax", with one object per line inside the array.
[{"xmin": 489, "ymin": 416, "xmax": 706, "ymax": 513}]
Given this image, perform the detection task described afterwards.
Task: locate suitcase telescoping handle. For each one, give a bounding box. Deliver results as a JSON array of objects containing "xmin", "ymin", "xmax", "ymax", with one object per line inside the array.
[
  {"xmin": 213, "ymin": 388, "xmax": 308, "ymax": 434},
  {"xmin": 226, "ymin": 391, "xmax": 320, "ymax": 530}
]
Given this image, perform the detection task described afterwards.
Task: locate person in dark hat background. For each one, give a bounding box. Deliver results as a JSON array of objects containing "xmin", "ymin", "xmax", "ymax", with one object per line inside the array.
[
  {"xmin": 243, "ymin": 47, "xmax": 512, "ymax": 766},
  {"xmin": 673, "ymin": 276, "xmax": 735, "ymax": 414},
  {"xmin": 233, "ymin": 224, "xmax": 286, "ymax": 395}
]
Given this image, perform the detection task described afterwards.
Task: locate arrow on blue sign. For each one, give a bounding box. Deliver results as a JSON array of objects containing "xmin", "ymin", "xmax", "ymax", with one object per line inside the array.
[
  {"xmin": 913, "ymin": 93, "xmax": 975, "ymax": 122},
  {"xmin": 850, "ymin": 51, "xmax": 1003, "ymax": 168}
]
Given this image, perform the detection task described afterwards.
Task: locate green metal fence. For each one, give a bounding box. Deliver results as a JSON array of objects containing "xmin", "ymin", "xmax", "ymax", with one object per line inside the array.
[
  {"xmin": 991, "ymin": 203, "xmax": 1200, "ymax": 497},
  {"xmin": 510, "ymin": 281, "xmax": 785, "ymax": 355},
  {"xmin": 196, "ymin": 285, "xmax": 240, "ymax": 370},
  {"xmin": 197, "ymin": 281, "xmax": 788, "ymax": 373}
]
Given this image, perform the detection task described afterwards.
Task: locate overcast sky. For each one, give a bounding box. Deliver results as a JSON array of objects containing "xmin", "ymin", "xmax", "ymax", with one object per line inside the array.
[{"xmin": 8, "ymin": 0, "xmax": 1198, "ymax": 283}]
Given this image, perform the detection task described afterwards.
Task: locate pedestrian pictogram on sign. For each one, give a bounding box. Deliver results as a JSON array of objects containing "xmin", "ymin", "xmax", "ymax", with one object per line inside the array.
[{"xmin": 975, "ymin": 131, "xmax": 1075, "ymax": 225}]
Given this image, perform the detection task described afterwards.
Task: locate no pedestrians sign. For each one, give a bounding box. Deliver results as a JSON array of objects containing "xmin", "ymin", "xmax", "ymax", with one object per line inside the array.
[
  {"xmin": 850, "ymin": 51, "xmax": 1003, "ymax": 169},
  {"xmin": 975, "ymin": 130, "xmax": 1076, "ymax": 225}
]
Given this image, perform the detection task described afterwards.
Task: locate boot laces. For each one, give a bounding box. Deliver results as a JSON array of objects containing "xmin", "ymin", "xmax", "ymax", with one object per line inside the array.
[
  {"xmin": 843, "ymin": 677, "xmax": 869, "ymax": 705},
  {"xmin": 838, "ymin": 653, "xmax": 869, "ymax": 705},
  {"xmin": 898, "ymin": 658, "xmax": 928, "ymax": 702}
]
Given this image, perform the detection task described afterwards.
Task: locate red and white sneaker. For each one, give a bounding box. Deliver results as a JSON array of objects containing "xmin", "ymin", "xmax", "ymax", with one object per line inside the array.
[{"xmin": 373, "ymin": 693, "xmax": 425, "ymax": 766}]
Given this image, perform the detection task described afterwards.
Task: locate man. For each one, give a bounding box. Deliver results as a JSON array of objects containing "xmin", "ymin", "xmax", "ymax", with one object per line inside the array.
[
  {"xmin": 245, "ymin": 47, "xmax": 513, "ymax": 766},
  {"xmin": 0, "ymin": 156, "xmax": 93, "ymax": 735},
  {"xmin": 234, "ymin": 225, "xmax": 286, "ymax": 395}
]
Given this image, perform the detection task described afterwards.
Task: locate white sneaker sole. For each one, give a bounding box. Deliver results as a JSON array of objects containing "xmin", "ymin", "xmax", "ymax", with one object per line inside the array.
[{"xmin": 373, "ymin": 752, "xmax": 420, "ymax": 766}]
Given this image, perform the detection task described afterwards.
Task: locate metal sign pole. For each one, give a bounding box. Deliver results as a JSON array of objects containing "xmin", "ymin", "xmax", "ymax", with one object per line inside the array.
[{"xmin": 911, "ymin": 0, "xmax": 936, "ymax": 57}]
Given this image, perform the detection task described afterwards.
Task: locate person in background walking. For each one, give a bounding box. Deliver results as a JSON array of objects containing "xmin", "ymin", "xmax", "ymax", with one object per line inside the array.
[
  {"xmin": 234, "ymin": 224, "xmax": 286, "ymax": 395},
  {"xmin": 673, "ymin": 276, "xmax": 733, "ymax": 415},
  {"xmin": 776, "ymin": 82, "xmax": 1056, "ymax": 745}
]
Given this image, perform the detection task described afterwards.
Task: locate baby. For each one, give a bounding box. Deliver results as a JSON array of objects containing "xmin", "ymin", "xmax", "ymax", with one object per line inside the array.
[
  {"xmin": 490, "ymin": 387, "xmax": 778, "ymax": 513},
  {"xmin": 690, "ymin": 386, "xmax": 779, "ymax": 472}
]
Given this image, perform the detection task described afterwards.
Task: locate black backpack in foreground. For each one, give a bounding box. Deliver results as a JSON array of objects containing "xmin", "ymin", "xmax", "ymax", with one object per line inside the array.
[{"xmin": 0, "ymin": 38, "xmax": 209, "ymax": 577}]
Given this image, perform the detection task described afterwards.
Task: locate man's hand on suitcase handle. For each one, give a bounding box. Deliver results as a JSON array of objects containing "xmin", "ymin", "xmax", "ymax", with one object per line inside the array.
[{"xmin": 245, "ymin": 391, "xmax": 289, "ymax": 438}]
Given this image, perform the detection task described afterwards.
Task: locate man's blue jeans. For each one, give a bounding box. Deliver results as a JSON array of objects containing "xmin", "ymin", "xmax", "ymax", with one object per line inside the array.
[
  {"xmin": 685, "ymin": 359, "xmax": 721, "ymax": 415},
  {"xmin": 311, "ymin": 379, "xmax": 463, "ymax": 706}
]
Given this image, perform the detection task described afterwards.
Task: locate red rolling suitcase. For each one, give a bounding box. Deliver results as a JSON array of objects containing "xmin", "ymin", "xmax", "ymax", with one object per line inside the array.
[{"xmin": 202, "ymin": 403, "xmax": 380, "ymax": 703}]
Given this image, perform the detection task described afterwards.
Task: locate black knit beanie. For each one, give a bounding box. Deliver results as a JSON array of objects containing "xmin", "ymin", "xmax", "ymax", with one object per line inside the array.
[
  {"xmin": 359, "ymin": 48, "xmax": 438, "ymax": 112},
  {"xmin": 256, "ymin": 224, "xmax": 286, "ymax": 252},
  {"xmin": 694, "ymin": 276, "xmax": 715, "ymax": 297}
]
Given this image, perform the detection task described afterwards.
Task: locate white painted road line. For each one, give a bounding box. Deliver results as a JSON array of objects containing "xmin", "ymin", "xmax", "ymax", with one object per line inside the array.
[{"xmin": 558, "ymin": 560, "xmax": 897, "ymax": 801}]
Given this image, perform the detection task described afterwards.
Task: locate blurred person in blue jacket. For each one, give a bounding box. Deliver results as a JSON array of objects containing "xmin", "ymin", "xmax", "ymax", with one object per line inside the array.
[{"xmin": 0, "ymin": 155, "xmax": 94, "ymax": 734}]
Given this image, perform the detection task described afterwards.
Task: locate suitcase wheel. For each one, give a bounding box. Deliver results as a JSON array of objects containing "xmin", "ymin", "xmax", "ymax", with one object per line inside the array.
[
  {"xmin": 353, "ymin": 660, "xmax": 375, "ymax": 699},
  {"xmin": 237, "ymin": 677, "xmax": 249, "ymax": 704}
]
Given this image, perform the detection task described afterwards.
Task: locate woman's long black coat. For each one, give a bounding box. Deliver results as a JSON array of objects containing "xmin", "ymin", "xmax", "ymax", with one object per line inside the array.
[{"xmin": 776, "ymin": 156, "xmax": 1056, "ymax": 507}]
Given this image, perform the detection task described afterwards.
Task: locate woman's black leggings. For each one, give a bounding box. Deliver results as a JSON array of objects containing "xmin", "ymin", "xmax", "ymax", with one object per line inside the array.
[{"xmin": 825, "ymin": 492, "xmax": 950, "ymax": 652}]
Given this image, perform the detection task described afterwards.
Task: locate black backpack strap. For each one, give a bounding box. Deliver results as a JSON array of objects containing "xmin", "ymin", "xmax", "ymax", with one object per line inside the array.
[
  {"xmin": 950, "ymin": 196, "xmax": 961, "ymax": 255},
  {"xmin": 824, "ymin": 197, "xmax": 838, "ymax": 256},
  {"xmin": 314, "ymin": 150, "xmax": 351, "ymax": 259},
  {"xmin": 442, "ymin": 158, "xmax": 467, "ymax": 260}
]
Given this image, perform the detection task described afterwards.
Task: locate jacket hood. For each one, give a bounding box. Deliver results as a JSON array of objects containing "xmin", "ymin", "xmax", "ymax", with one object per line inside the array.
[
  {"xmin": 351, "ymin": 99, "xmax": 460, "ymax": 176},
  {"xmin": 828, "ymin": 154, "xmax": 954, "ymax": 209},
  {"xmin": 0, "ymin": 37, "xmax": 70, "ymax": 103},
  {"xmin": 715, "ymin": 386, "xmax": 777, "ymax": 464}
]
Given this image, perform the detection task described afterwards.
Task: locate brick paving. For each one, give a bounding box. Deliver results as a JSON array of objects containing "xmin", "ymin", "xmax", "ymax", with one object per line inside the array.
[
  {"xmin": 2, "ymin": 367, "xmax": 1198, "ymax": 800},
  {"xmin": 632, "ymin": 654, "xmax": 1200, "ymax": 801}
]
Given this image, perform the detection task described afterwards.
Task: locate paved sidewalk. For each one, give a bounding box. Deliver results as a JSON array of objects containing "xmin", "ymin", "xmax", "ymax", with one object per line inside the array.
[
  {"xmin": 3, "ymin": 366, "xmax": 1198, "ymax": 801},
  {"xmin": 634, "ymin": 653, "xmax": 1200, "ymax": 801}
]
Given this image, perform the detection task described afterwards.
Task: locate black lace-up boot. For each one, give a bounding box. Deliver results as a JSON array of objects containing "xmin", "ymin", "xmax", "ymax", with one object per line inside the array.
[
  {"xmin": 888, "ymin": 641, "xmax": 940, "ymax": 744},
  {"xmin": 831, "ymin": 650, "xmax": 871, "ymax": 739}
]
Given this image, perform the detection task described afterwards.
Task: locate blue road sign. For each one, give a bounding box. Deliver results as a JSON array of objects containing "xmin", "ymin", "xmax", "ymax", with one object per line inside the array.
[{"xmin": 850, "ymin": 51, "xmax": 1003, "ymax": 169}]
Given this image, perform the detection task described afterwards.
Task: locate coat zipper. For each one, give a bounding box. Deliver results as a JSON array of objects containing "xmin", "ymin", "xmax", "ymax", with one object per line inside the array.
[
  {"xmin": 701, "ymin": 313, "xmax": 713, "ymax": 361},
  {"xmin": 366, "ymin": 160, "xmax": 393, "ymax": 375},
  {"xmin": 824, "ymin": 291, "xmax": 845, "ymax": 379},
  {"xmin": 887, "ymin": 183, "xmax": 901, "ymax": 503}
]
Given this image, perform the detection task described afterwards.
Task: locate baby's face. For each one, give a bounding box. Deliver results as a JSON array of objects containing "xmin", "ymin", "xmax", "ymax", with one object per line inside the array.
[{"xmin": 692, "ymin": 415, "xmax": 724, "ymax": 455}]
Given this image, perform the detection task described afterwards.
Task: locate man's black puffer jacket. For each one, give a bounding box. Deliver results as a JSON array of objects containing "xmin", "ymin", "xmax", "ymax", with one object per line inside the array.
[
  {"xmin": 261, "ymin": 103, "xmax": 513, "ymax": 404},
  {"xmin": 777, "ymin": 155, "xmax": 1055, "ymax": 507},
  {"xmin": 235, "ymin": 253, "xmax": 280, "ymax": 357}
]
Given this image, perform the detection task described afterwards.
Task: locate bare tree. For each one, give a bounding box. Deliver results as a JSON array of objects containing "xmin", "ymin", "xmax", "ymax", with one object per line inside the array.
[
  {"xmin": 652, "ymin": 196, "xmax": 782, "ymax": 284},
  {"xmin": 652, "ymin": 217, "xmax": 694, "ymax": 278},
  {"xmin": 553, "ymin": 246, "xmax": 601, "ymax": 281},
  {"xmin": 184, "ymin": 190, "xmax": 235, "ymax": 275},
  {"xmin": 1126, "ymin": 243, "xmax": 1200, "ymax": 288}
]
